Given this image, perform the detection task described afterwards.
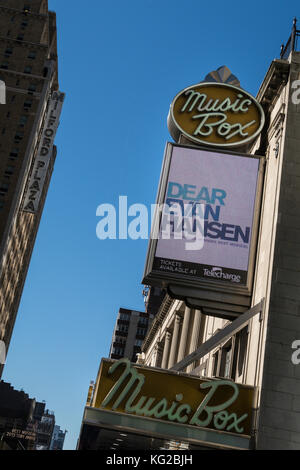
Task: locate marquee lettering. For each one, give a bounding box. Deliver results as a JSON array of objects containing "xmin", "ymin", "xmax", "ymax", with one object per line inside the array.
[
  {"xmin": 101, "ymin": 358, "xmax": 248, "ymax": 434},
  {"xmin": 168, "ymin": 82, "xmax": 265, "ymax": 148}
]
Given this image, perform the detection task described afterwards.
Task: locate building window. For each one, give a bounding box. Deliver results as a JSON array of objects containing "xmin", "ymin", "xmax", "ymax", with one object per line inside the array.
[
  {"xmin": 24, "ymin": 99, "xmax": 32, "ymax": 109},
  {"xmin": 19, "ymin": 115, "xmax": 28, "ymax": 127},
  {"xmin": 138, "ymin": 317, "xmax": 148, "ymax": 326},
  {"xmin": 219, "ymin": 341, "xmax": 232, "ymax": 379},
  {"xmin": 117, "ymin": 324, "xmax": 128, "ymax": 333},
  {"xmin": 224, "ymin": 346, "xmax": 232, "ymax": 378},
  {"xmin": 1, "ymin": 61, "xmax": 9, "ymax": 70},
  {"xmin": 134, "ymin": 339, "xmax": 143, "ymax": 347},
  {"xmin": 113, "ymin": 347, "xmax": 124, "ymax": 356},
  {"xmin": 120, "ymin": 313, "xmax": 130, "ymax": 321},
  {"xmin": 5, "ymin": 166, "xmax": 14, "ymax": 176},
  {"xmin": 231, "ymin": 327, "xmax": 248, "ymax": 380},
  {"xmin": 213, "ymin": 328, "xmax": 249, "ymax": 381},
  {"xmin": 137, "ymin": 327, "xmax": 147, "ymax": 336},
  {"xmin": 9, "ymin": 149, "xmax": 19, "ymax": 160},
  {"xmin": 0, "ymin": 200, "xmax": 4, "ymax": 210},
  {"xmin": 114, "ymin": 335, "xmax": 126, "ymax": 345},
  {"xmin": 14, "ymin": 132, "xmax": 24, "ymax": 143},
  {"xmin": 24, "ymin": 66, "xmax": 32, "ymax": 74},
  {"xmin": 28, "ymin": 84, "xmax": 36, "ymax": 93},
  {"xmin": 21, "ymin": 20, "xmax": 29, "ymax": 29},
  {"xmin": 4, "ymin": 48, "xmax": 13, "ymax": 58},
  {"xmin": 212, "ymin": 351, "xmax": 219, "ymax": 376},
  {"xmin": 27, "ymin": 51, "xmax": 36, "ymax": 60},
  {"xmin": 17, "ymin": 34, "xmax": 24, "ymax": 41},
  {"xmin": 0, "ymin": 183, "xmax": 9, "ymax": 195}
]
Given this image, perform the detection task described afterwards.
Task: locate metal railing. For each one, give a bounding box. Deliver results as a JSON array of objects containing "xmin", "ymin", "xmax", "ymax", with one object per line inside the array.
[{"xmin": 280, "ymin": 18, "xmax": 300, "ymax": 59}]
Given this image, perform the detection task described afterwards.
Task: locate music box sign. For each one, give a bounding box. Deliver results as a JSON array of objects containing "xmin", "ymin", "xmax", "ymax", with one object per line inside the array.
[
  {"xmin": 94, "ymin": 358, "xmax": 255, "ymax": 437},
  {"xmin": 168, "ymin": 82, "xmax": 265, "ymax": 148}
]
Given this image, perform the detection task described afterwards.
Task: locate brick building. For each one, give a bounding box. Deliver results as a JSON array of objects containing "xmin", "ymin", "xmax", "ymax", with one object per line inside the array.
[
  {"xmin": 0, "ymin": 380, "xmax": 61, "ymax": 450},
  {"xmin": 0, "ymin": 0, "xmax": 64, "ymax": 373},
  {"xmin": 109, "ymin": 308, "xmax": 154, "ymax": 363}
]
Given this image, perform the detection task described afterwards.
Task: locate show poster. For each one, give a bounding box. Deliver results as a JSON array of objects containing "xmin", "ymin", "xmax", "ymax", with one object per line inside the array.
[{"xmin": 154, "ymin": 145, "xmax": 260, "ymax": 285}]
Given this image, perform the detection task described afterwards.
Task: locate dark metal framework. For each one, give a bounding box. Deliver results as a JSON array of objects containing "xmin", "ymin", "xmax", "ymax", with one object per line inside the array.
[{"xmin": 280, "ymin": 18, "xmax": 300, "ymax": 59}]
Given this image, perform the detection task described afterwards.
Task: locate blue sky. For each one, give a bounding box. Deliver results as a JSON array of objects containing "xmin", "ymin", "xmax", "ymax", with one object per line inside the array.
[{"xmin": 2, "ymin": 0, "xmax": 300, "ymax": 450}]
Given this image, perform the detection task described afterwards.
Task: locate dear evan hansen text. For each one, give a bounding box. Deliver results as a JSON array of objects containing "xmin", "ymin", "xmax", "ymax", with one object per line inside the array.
[{"xmin": 165, "ymin": 181, "xmax": 250, "ymax": 246}]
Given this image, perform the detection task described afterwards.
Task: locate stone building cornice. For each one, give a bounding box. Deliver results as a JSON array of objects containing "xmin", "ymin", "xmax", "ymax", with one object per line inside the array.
[
  {"xmin": 142, "ymin": 295, "xmax": 175, "ymax": 352},
  {"xmin": 256, "ymin": 59, "xmax": 290, "ymax": 111}
]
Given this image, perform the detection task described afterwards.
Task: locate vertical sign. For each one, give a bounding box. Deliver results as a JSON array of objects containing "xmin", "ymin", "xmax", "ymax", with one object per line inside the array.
[
  {"xmin": 23, "ymin": 91, "xmax": 65, "ymax": 213},
  {"xmin": 143, "ymin": 143, "xmax": 264, "ymax": 296}
]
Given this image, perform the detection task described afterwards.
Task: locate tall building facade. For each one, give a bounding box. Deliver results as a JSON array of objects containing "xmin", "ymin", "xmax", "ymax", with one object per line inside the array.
[
  {"xmin": 35, "ymin": 409, "xmax": 55, "ymax": 450},
  {"xmin": 0, "ymin": 0, "xmax": 64, "ymax": 372},
  {"xmin": 140, "ymin": 32, "xmax": 300, "ymax": 449},
  {"xmin": 0, "ymin": 380, "xmax": 37, "ymax": 449},
  {"xmin": 109, "ymin": 308, "xmax": 154, "ymax": 363},
  {"xmin": 49, "ymin": 425, "xmax": 66, "ymax": 450},
  {"xmin": 0, "ymin": 380, "xmax": 63, "ymax": 450}
]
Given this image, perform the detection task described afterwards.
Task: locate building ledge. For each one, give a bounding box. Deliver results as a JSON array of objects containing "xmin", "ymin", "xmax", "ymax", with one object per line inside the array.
[
  {"xmin": 257, "ymin": 59, "xmax": 290, "ymax": 111},
  {"xmin": 0, "ymin": 36, "xmax": 48, "ymax": 49}
]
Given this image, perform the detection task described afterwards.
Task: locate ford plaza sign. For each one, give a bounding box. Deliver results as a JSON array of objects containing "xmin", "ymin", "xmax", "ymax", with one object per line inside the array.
[
  {"xmin": 94, "ymin": 358, "xmax": 255, "ymax": 437},
  {"xmin": 168, "ymin": 82, "xmax": 265, "ymax": 148}
]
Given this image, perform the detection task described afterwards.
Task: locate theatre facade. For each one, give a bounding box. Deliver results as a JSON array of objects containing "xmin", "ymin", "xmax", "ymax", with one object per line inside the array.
[{"xmin": 78, "ymin": 24, "xmax": 300, "ymax": 450}]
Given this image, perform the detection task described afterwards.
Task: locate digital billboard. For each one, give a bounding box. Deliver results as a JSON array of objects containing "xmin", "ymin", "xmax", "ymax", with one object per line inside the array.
[{"xmin": 143, "ymin": 143, "xmax": 264, "ymax": 301}]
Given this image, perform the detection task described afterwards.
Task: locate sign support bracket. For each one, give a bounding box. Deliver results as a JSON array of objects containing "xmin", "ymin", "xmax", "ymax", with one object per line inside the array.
[{"xmin": 170, "ymin": 299, "xmax": 265, "ymax": 372}]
